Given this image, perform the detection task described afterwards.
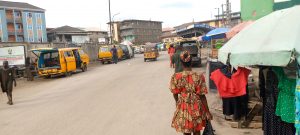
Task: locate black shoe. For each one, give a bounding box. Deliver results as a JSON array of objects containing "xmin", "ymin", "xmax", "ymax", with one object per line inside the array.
[{"xmin": 7, "ymin": 101, "xmax": 13, "ymax": 105}]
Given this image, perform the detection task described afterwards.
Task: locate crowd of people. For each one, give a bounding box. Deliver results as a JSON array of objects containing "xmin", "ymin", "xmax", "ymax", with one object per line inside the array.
[{"xmin": 168, "ymin": 44, "xmax": 213, "ymax": 135}]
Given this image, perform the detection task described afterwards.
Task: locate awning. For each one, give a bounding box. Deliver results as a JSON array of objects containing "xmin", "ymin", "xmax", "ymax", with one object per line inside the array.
[
  {"xmin": 226, "ymin": 21, "xmax": 254, "ymax": 39},
  {"xmin": 202, "ymin": 28, "xmax": 229, "ymax": 41}
]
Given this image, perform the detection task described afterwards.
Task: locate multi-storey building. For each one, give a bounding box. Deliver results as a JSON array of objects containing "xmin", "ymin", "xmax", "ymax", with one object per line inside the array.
[
  {"xmin": 119, "ymin": 20, "xmax": 162, "ymax": 44},
  {"xmin": 0, "ymin": 1, "xmax": 47, "ymax": 42}
]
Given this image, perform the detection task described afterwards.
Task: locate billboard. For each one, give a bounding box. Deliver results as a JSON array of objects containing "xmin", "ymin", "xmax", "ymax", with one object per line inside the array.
[{"xmin": 0, "ymin": 46, "xmax": 25, "ymax": 66}]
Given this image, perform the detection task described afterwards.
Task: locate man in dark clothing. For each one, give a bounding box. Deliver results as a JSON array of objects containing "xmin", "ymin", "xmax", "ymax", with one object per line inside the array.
[
  {"xmin": 0, "ymin": 61, "xmax": 17, "ymax": 105},
  {"xmin": 110, "ymin": 45, "xmax": 118, "ymax": 64},
  {"xmin": 172, "ymin": 44, "xmax": 184, "ymax": 73}
]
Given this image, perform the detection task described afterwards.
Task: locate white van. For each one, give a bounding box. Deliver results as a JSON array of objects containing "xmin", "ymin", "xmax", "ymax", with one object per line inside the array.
[
  {"xmin": 122, "ymin": 44, "xmax": 134, "ymax": 58},
  {"xmin": 121, "ymin": 41, "xmax": 134, "ymax": 58}
]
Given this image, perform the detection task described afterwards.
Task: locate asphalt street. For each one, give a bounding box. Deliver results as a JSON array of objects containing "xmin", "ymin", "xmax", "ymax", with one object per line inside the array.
[{"xmin": 0, "ymin": 52, "xmax": 262, "ymax": 135}]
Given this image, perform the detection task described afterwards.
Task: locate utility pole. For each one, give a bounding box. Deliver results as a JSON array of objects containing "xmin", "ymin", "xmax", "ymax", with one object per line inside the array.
[
  {"xmin": 108, "ymin": 0, "xmax": 112, "ymax": 44},
  {"xmin": 226, "ymin": 0, "xmax": 232, "ymax": 27},
  {"xmin": 215, "ymin": 8, "xmax": 220, "ymax": 27},
  {"xmin": 221, "ymin": 4, "xmax": 224, "ymax": 26}
]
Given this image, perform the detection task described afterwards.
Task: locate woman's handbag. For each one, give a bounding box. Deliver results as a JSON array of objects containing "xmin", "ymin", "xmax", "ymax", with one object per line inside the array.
[{"xmin": 202, "ymin": 120, "xmax": 215, "ymax": 135}]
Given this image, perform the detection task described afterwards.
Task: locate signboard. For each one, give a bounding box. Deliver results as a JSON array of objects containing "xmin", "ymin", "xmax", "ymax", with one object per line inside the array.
[
  {"xmin": 72, "ymin": 36, "xmax": 90, "ymax": 44},
  {"xmin": 0, "ymin": 46, "xmax": 26, "ymax": 66},
  {"xmin": 98, "ymin": 38, "xmax": 106, "ymax": 43},
  {"xmin": 187, "ymin": 25, "xmax": 195, "ymax": 29}
]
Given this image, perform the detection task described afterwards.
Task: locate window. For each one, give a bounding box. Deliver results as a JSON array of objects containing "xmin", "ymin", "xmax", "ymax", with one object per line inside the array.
[
  {"xmin": 100, "ymin": 47, "xmax": 109, "ymax": 52},
  {"xmin": 15, "ymin": 12, "xmax": 21, "ymax": 18},
  {"xmin": 17, "ymin": 36, "xmax": 23, "ymax": 42},
  {"xmin": 28, "ymin": 13, "xmax": 32, "ymax": 18},
  {"xmin": 64, "ymin": 51, "xmax": 73, "ymax": 57},
  {"xmin": 28, "ymin": 26, "xmax": 33, "ymax": 30},
  {"xmin": 37, "ymin": 26, "xmax": 42, "ymax": 30},
  {"xmin": 79, "ymin": 50, "xmax": 85, "ymax": 55},
  {"xmin": 36, "ymin": 13, "xmax": 42, "ymax": 18}
]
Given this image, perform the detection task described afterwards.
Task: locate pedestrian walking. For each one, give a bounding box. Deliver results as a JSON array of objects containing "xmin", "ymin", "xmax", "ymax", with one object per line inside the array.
[
  {"xmin": 110, "ymin": 45, "xmax": 118, "ymax": 64},
  {"xmin": 172, "ymin": 44, "xmax": 184, "ymax": 73},
  {"xmin": 0, "ymin": 61, "xmax": 17, "ymax": 105},
  {"xmin": 170, "ymin": 51, "xmax": 212, "ymax": 135},
  {"xmin": 168, "ymin": 44, "xmax": 175, "ymax": 68}
]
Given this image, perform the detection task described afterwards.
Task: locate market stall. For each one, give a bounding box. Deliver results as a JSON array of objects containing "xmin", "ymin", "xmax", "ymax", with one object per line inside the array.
[
  {"xmin": 201, "ymin": 28, "xmax": 229, "ymax": 90},
  {"xmin": 218, "ymin": 6, "xmax": 300, "ymax": 134}
]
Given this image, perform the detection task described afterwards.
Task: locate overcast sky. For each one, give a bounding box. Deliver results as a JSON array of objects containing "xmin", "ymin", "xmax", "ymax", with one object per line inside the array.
[{"xmin": 8, "ymin": 0, "xmax": 240, "ymax": 30}]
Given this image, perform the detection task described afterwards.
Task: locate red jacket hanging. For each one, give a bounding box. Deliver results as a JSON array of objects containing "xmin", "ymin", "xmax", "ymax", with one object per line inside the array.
[{"xmin": 210, "ymin": 67, "xmax": 250, "ymax": 98}]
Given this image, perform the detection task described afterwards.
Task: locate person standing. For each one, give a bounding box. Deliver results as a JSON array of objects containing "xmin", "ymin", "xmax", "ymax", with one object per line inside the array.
[
  {"xmin": 172, "ymin": 44, "xmax": 184, "ymax": 73},
  {"xmin": 170, "ymin": 51, "xmax": 212, "ymax": 135},
  {"xmin": 0, "ymin": 61, "xmax": 17, "ymax": 105},
  {"xmin": 168, "ymin": 44, "xmax": 175, "ymax": 68},
  {"xmin": 25, "ymin": 57, "xmax": 33, "ymax": 81},
  {"xmin": 110, "ymin": 45, "xmax": 118, "ymax": 64}
]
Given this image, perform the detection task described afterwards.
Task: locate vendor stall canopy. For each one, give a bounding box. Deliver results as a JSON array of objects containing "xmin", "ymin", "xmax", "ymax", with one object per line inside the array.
[
  {"xmin": 226, "ymin": 21, "xmax": 254, "ymax": 39},
  {"xmin": 219, "ymin": 5, "xmax": 300, "ymax": 67},
  {"xmin": 202, "ymin": 28, "xmax": 229, "ymax": 41}
]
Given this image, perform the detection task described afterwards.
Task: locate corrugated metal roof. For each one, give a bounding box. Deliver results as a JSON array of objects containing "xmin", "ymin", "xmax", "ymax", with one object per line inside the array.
[
  {"xmin": 48, "ymin": 26, "xmax": 85, "ymax": 33},
  {"xmin": 0, "ymin": 1, "xmax": 45, "ymax": 11}
]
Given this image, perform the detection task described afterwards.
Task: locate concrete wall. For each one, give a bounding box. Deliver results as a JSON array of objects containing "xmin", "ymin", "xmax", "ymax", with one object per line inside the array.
[{"xmin": 0, "ymin": 42, "xmax": 101, "ymax": 62}]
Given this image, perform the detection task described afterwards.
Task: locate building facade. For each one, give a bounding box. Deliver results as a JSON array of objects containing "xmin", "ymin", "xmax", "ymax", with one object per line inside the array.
[
  {"xmin": 174, "ymin": 12, "xmax": 241, "ymax": 38},
  {"xmin": 174, "ymin": 22, "xmax": 214, "ymax": 38},
  {"xmin": 107, "ymin": 21, "xmax": 121, "ymax": 43},
  {"xmin": 0, "ymin": 1, "xmax": 47, "ymax": 42},
  {"xmin": 47, "ymin": 26, "xmax": 108, "ymax": 44},
  {"xmin": 119, "ymin": 20, "xmax": 162, "ymax": 44},
  {"xmin": 161, "ymin": 28, "xmax": 182, "ymax": 43}
]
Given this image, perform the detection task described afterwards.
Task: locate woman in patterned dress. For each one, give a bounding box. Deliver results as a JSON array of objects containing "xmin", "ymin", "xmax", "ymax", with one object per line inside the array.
[{"xmin": 170, "ymin": 51, "xmax": 212, "ymax": 135}]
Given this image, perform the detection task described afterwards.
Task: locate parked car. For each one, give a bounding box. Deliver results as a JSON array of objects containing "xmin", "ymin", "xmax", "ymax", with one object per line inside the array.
[
  {"xmin": 119, "ymin": 45, "xmax": 130, "ymax": 59},
  {"xmin": 31, "ymin": 47, "xmax": 89, "ymax": 78},
  {"xmin": 120, "ymin": 44, "xmax": 134, "ymax": 58},
  {"xmin": 177, "ymin": 39, "xmax": 201, "ymax": 67},
  {"xmin": 98, "ymin": 45, "xmax": 123, "ymax": 64},
  {"xmin": 140, "ymin": 45, "xmax": 145, "ymax": 53},
  {"xmin": 134, "ymin": 46, "xmax": 141, "ymax": 54}
]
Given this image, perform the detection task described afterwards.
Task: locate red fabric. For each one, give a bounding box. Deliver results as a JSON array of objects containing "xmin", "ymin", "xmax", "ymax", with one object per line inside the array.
[
  {"xmin": 168, "ymin": 47, "xmax": 175, "ymax": 55},
  {"xmin": 210, "ymin": 67, "xmax": 250, "ymax": 98},
  {"xmin": 169, "ymin": 47, "xmax": 175, "ymax": 67}
]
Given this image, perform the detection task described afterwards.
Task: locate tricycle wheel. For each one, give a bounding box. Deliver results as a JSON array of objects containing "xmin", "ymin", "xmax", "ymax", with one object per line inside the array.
[
  {"xmin": 81, "ymin": 64, "xmax": 87, "ymax": 72},
  {"xmin": 44, "ymin": 75, "xmax": 51, "ymax": 79},
  {"xmin": 101, "ymin": 61, "xmax": 105, "ymax": 64},
  {"xmin": 65, "ymin": 72, "xmax": 72, "ymax": 77}
]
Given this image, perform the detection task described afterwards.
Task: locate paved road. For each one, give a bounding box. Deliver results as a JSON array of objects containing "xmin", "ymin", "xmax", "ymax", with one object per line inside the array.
[{"xmin": 0, "ymin": 52, "xmax": 262, "ymax": 135}]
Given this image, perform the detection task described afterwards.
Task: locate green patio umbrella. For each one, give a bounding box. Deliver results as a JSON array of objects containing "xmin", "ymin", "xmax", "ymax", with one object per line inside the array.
[{"xmin": 219, "ymin": 6, "xmax": 300, "ymax": 66}]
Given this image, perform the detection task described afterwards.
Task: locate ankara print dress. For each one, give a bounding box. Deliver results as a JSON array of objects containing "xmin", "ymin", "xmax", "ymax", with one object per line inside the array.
[{"xmin": 170, "ymin": 71, "xmax": 208, "ymax": 133}]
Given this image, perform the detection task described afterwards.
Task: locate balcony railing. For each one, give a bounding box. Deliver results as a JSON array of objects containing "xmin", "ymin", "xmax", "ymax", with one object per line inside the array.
[
  {"xmin": 6, "ymin": 17, "xmax": 14, "ymax": 23},
  {"xmin": 7, "ymin": 30, "xmax": 15, "ymax": 35},
  {"xmin": 120, "ymin": 25, "xmax": 133, "ymax": 30},
  {"xmin": 16, "ymin": 29, "xmax": 24, "ymax": 35},
  {"xmin": 15, "ymin": 17, "xmax": 22, "ymax": 23}
]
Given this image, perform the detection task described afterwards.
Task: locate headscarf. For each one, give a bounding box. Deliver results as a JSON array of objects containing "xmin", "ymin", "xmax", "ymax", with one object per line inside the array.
[{"xmin": 180, "ymin": 51, "xmax": 191, "ymax": 63}]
